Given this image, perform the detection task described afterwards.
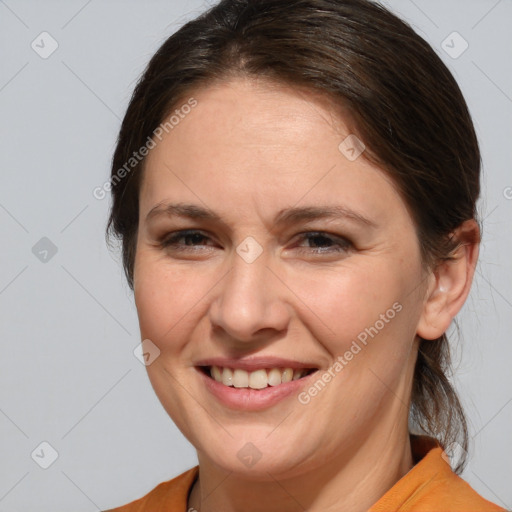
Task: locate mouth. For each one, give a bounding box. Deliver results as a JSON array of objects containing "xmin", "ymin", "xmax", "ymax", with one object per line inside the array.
[{"xmin": 198, "ymin": 365, "xmax": 318, "ymax": 390}]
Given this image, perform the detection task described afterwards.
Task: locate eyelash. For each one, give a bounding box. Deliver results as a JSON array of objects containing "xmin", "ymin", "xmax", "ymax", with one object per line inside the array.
[{"xmin": 159, "ymin": 229, "xmax": 352, "ymax": 254}]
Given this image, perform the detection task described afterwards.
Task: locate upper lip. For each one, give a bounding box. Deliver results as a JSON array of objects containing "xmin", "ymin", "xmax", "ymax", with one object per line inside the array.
[{"xmin": 194, "ymin": 357, "xmax": 318, "ymax": 371}]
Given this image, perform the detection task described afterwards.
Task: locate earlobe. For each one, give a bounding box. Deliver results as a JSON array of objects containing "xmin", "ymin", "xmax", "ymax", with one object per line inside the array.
[{"xmin": 416, "ymin": 220, "xmax": 480, "ymax": 341}]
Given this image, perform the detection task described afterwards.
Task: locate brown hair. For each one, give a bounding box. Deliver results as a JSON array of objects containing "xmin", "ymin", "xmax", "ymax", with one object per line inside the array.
[{"xmin": 107, "ymin": 0, "xmax": 481, "ymax": 473}]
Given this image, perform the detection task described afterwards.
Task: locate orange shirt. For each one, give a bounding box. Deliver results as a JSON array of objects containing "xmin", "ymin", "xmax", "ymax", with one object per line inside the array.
[{"xmin": 105, "ymin": 435, "xmax": 506, "ymax": 511}]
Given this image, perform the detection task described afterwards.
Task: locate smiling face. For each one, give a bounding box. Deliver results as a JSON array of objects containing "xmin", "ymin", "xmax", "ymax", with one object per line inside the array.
[{"xmin": 133, "ymin": 76, "xmax": 429, "ymax": 479}]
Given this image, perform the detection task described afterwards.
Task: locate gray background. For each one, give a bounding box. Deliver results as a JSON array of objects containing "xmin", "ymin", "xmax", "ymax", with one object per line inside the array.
[{"xmin": 0, "ymin": 0, "xmax": 510, "ymax": 510}]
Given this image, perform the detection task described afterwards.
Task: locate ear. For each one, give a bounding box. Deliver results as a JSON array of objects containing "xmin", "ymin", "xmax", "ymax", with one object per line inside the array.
[{"xmin": 416, "ymin": 219, "xmax": 480, "ymax": 340}]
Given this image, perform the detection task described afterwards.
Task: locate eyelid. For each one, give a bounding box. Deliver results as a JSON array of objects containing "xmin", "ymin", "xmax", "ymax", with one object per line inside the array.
[{"xmin": 293, "ymin": 230, "xmax": 348, "ymax": 241}]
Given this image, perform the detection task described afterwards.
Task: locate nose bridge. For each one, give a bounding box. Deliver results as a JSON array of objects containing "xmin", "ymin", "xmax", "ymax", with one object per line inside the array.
[{"xmin": 210, "ymin": 243, "xmax": 288, "ymax": 342}]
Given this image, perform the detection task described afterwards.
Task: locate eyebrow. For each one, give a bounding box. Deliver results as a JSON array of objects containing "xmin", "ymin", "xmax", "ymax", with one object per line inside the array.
[{"xmin": 145, "ymin": 202, "xmax": 377, "ymax": 228}]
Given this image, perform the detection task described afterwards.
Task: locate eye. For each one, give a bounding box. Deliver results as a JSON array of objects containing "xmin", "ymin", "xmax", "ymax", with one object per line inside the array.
[
  {"xmin": 294, "ymin": 231, "xmax": 352, "ymax": 253},
  {"xmin": 159, "ymin": 229, "xmax": 352, "ymax": 255},
  {"xmin": 160, "ymin": 230, "xmax": 216, "ymax": 251}
]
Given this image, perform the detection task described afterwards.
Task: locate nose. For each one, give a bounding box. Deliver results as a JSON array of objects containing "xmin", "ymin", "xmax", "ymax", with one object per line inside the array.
[{"xmin": 208, "ymin": 247, "xmax": 290, "ymax": 346}]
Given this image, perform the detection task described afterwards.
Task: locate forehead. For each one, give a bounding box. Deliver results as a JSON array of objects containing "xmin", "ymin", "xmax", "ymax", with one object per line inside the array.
[
  {"xmin": 175, "ymin": 76, "xmax": 353, "ymax": 146},
  {"xmin": 139, "ymin": 77, "xmax": 406, "ymax": 226}
]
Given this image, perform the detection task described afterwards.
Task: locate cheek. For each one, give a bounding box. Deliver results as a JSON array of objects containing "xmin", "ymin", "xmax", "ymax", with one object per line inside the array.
[
  {"xmin": 295, "ymin": 262, "xmax": 404, "ymax": 348},
  {"xmin": 134, "ymin": 256, "xmax": 188, "ymax": 342},
  {"xmin": 134, "ymin": 253, "xmax": 217, "ymax": 354}
]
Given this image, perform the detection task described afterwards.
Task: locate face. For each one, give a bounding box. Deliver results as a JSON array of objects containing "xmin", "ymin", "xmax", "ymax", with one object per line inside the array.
[{"xmin": 133, "ymin": 77, "xmax": 428, "ymax": 479}]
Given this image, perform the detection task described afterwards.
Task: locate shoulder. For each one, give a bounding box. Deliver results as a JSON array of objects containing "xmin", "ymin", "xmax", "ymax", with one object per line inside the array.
[
  {"xmin": 370, "ymin": 436, "xmax": 507, "ymax": 512},
  {"xmin": 413, "ymin": 463, "xmax": 506, "ymax": 512},
  {"xmin": 103, "ymin": 466, "xmax": 198, "ymax": 512}
]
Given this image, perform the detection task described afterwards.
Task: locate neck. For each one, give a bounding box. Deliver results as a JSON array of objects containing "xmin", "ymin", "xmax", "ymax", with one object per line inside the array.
[{"xmin": 188, "ymin": 426, "xmax": 414, "ymax": 512}]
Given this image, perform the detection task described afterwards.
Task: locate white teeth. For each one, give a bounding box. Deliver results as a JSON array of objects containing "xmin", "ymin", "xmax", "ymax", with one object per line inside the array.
[
  {"xmin": 281, "ymin": 368, "xmax": 293, "ymax": 383},
  {"xmin": 248, "ymin": 369, "xmax": 268, "ymax": 389},
  {"xmin": 233, "ymin": 368, "xmax": 249, "ymax": 388},
  {"xmin": 209, "ymin": 366, "xmax": 309, "ymax": 389},
  {"xmin": 211, "ymin": 365, "xmax": 222, "ymax": 381},
  {"xmin": 221, "ymin": 367, "xmax": 233, "ymax": 386},
  {"xmin": 267, "ymin": 368, "xmax": 282, "ymax": 386}
]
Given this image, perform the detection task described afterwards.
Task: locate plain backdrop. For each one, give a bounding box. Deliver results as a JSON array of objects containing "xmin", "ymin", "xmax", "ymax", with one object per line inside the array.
[{"xmin": 0, "ymin": 1, "xmax": 511, "ymax": 510}]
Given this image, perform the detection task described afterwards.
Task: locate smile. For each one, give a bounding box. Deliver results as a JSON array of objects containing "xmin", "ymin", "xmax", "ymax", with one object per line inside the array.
[
  {"xmin": 206, "ymin": 365, "xmax": 317, "ymax": 389},
  {"xmin": 195, "ymin": 358, "xmax": 320, "ymax": 410}
]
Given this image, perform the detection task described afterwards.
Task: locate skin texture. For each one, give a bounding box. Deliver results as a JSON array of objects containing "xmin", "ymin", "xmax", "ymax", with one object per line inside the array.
[{"xmin": 133, "ymin": 77, "xmax": 479, "ymax": 512}]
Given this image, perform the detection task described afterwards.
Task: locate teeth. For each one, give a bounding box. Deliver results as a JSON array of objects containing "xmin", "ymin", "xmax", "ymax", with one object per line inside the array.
[
  {"xmin": 292, "ymin": 369, "xmax": 304, "ymax": 381},
  {"xmin": 221, "ymin": 367, "xmax": 233, "ymax": 386},
  {"xmin": 268, "ymin": 368, "xmax": 282, "ymax": 386},
  {"xmin": 281, "ymin": 368, "xmax": 293, "ymax": 383},
  {"xmin": 209, "ymin": 366, "xmax": 309, "ymax": 389},
  {"xmin": 248, "ymin": 369, "xmax": 268, "ymax": 389},
  {"xmin": 211, "ymin": 365, "xmax": 222, "ymax": 381},
  {"xmin": 233, "ymin": 368, "xmax": 249, "ymax": 388}
]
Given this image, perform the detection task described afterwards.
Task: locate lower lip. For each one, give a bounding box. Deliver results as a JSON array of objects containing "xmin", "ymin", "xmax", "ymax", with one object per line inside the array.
[{"xmin": 197, "ymin": 368, "xmax": 315, "ymax": 411}]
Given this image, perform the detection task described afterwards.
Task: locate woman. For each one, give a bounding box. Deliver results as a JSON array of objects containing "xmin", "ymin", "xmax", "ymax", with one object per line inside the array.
[{"xmin": 104, "ymin": 0, "xmax": 506, "ymax": 510}]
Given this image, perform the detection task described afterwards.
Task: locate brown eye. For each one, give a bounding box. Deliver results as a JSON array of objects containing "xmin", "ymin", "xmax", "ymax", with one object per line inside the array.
[
  {"xmin": 294, "ymin": 232, "xmax": 352, "ymax": 253},
  {"xmin": 160, "ymin": 230, "xmax": 214, "ymax": 250}
]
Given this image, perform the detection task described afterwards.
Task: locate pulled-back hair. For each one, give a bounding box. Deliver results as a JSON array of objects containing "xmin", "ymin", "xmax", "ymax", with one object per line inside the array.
[{"xmin": 107, "ymin": 0, "xmax": 481, "ymax": 473}]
